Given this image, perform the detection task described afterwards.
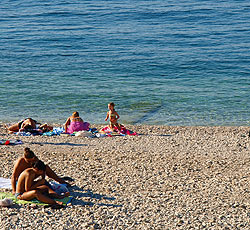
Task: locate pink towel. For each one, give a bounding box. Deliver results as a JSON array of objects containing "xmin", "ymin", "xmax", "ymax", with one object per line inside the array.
[
  {"xmin": 100, "ymin": 125, "xmax": 137, "ymax": 136},
  {"xmin": 67, "ymin": 121, "xmax": 90, "ymax": 134}
]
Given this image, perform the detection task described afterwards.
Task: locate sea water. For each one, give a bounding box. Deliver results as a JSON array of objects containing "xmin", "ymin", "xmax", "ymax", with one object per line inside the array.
[{"xmin": 1, "ymin": 0, "xmax": 250, "ymax": 126}]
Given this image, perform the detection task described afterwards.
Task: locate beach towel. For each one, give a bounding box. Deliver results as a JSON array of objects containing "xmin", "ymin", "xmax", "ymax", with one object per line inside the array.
[
  {"xmin": 16, "ymin": 130, "xmax": 42, "ymax": 136},
  {"xmin": 0, "ymin": 139, "xmax": 23, "ymax": 145},
  {"xmin": 0, "ymin": 177, "xmax": 12, "ymax": 189},
  {"xmin": 0, "ymin": 192, "xmax": 72, "ymax": 206},
  {"xmin": 75, "ymin": 130, "xmax": 94, "ymax": 137},
  {"xmin": 67, "ymin": 121, "xmax": 90, "ymax": 134},
  {"xmin": 100, "ymin": 125, "xmax": 138, "ymax": 137},
  {"xmin": 42, "ymin": 127, "xmax": 65, "ymax": 136}
]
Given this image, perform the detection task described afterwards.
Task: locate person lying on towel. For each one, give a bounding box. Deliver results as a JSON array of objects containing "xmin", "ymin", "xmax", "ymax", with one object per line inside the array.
[
  {"xmin": 11, "ymin": 147, "xmax": 70, "ymax": 195},
  {"xmin": 8, "ymin": 118, "xmax": 53, "ymax": 134},
  {"xmin": 15, "ymin": 160, "xmax": 69, "ymax": 205}
]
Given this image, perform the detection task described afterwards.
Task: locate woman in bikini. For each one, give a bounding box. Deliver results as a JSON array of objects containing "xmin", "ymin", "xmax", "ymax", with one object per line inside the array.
[{"xmin": 8, "ymin": 118, "xmax": 53, "ymax": 133}]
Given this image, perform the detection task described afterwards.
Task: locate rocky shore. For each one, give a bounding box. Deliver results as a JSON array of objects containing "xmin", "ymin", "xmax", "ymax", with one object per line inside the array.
[{"xmin": 0, "ymin": 124, "xmax": 249, "ymax": 229}]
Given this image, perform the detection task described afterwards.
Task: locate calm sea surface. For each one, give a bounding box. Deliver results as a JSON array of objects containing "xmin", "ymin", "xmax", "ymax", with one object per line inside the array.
[{"xmin": 1, "ymin": 0, "xmax": 250, "ymax": 125}]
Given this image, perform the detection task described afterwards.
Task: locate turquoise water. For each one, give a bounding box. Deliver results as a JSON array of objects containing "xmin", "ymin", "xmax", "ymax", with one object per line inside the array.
[{"xmin": 1, "ymin": 0, "xmax": 250, "ymax": 125}]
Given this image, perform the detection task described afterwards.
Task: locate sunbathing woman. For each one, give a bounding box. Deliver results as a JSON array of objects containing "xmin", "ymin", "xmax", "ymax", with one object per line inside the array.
[
  {"xmin": 15, "ymin": 160, "xmax": 68, "ymax": 205},
  {"xmin": 64, "ymin": 111, "xmax": 89, "ymax": 134},
  {"xmin": 8, "ymin": 118, "xmax": 37, "ymax": 133},
  {"xmin": 8, "ymin": 118, "xmax": 53, "ymax": 133}
]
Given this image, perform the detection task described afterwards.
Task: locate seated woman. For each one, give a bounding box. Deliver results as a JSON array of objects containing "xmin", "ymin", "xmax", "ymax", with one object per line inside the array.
[
  {"xmin": 15, "ymin": 160, "xmax": 69, "ymax": 205},
  {"xmin": 64, "ymin": 111, "xmax": 89, "ymax": 134},
  {"xmin": 8, "ymin": 118, "xmax": 53, "ymax": 134}
]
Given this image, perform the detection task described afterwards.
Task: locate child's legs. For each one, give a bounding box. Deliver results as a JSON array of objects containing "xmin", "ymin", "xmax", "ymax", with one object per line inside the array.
[
  {"xmin": 110, "ymin": 122, "xmax": 120, "ymax": 131},
  {"xmin": 109, "ymin": 122, "xmax": 115, "ymax": 130},
  {"xmin": 35, "ymin": 184, "xmax": 50, "ymax": 193},
  {"xmin": 18, "ymin": 190, "xmax": 37, "ymax": 201},
  {"xmin": 36, "ymin": 183, "xmax": 66, "ymax": 198},
  {"xmin": 114, "ymin": 123, "xmax": 121, "ymax": 130},
  {"xmin": 20, "ymin": 190, "xmax": 58, "ymax": 205}
]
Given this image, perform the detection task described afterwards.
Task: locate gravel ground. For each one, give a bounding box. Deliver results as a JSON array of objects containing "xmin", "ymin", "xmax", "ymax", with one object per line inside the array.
[{"xmin": 0, "ymin": 124, "xmax": 250, "ymax": 229}]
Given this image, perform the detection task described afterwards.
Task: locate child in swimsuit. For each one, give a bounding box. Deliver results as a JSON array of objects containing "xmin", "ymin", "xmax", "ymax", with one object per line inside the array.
[{"xmin": 105, "ymin": 102, "xmax": 121, "ymax": 131}]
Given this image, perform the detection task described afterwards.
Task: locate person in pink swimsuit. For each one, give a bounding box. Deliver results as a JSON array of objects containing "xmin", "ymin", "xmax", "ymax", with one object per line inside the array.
[{"xmin": 64, "ymin": 111, "xmax": 89, "ymax": 134}]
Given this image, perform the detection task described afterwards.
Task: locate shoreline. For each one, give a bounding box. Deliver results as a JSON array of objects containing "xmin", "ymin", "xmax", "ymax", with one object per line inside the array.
[
  {"xmin": 1, "ymin": 118, "xmax": 250, "ymax": 128},
  {"xmin": 0, "ymin": 125, "xmax": 250, "ymax": 229}
]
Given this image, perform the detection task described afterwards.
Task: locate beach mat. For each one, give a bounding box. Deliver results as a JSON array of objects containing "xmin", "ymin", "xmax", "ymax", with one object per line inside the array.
[
  {"xmin": 100, "ymin": 125, "xmax": 137, "ymax": 137},
  {"xmin": 0, "ymin": 192, "xmax": 72, "ymax": 206},
  {"xmin": 0, "ymin": 177, "xmax": 12, "ymax": 189},
  {"xmin": 0, "ymin": 139, "xmax": 23, "ymax": 145}
]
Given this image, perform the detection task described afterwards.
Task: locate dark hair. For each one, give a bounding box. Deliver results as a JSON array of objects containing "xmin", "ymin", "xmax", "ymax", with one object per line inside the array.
[
  {"xmin": 33, "ymin": 160, "xmax": 46, "ymax": 171},
  {"xmin": 24, "ymin": 147, "xmax": 35, "ymax": 159},
  {"xmin": 109, "ymin": 102, "xmax": 115, "ymax": 107},
  {"xmin": 23, "ymin": 125, "xmax": 33, "ymax": 131}
]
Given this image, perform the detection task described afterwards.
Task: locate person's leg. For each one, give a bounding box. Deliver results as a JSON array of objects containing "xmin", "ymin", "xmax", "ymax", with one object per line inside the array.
[
  {"xmin": 115, "ymin": 123, "xmax": 121, "ymax": 131},
  {"xmin": 36, "ymin": 184, "xmax": 59, "ymax": 198},
  {"xmin": 48, "ymin": 188, "xmax": 70, "ymax": 199},
  {"xmin": 109, "ymin": 122, "xmax": 115, "ymax": 131},
  {"xmin": 36, "ymin": 184, "xmax": 69, "ymax": 199},
  {"xmin": 20, "ymin": 190, "xmax": 62, "ymax": 205},
  {"xmin": 8, "ymin": 123, "xmax": 20, "ymax": 132},
  {"xmin": 35, "ymin": 184, "xmax": 50, "ymax": 193},
  {"xmin": 40, "ymin": 124, "xmax": 53, "ymax": 132}
]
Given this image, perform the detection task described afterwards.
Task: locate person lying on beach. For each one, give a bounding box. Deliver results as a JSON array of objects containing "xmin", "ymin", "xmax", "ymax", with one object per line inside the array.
[
  {"xmin": 64, "ymin": 111, "xmax": 88, "ymax": 134},
  {"xmin": 105, "ymin": 102, "xmax": 121, "ymax": 131},
  {"xmin": 8, "ymin": 118, "xmax": 53, "ymax": 134},
  {"xmin": 11, "ymin": 147, "xmax": 70, "ymax": 195},
  {"xmin": 15, "ymin": 160, "xmax": 69, "ymax": 205}
]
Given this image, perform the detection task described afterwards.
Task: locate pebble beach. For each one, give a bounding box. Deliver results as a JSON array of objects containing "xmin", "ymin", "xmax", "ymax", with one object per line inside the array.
[{"xmin": 0, "ymin": 124, "xmax": 250, "ymax": 229}]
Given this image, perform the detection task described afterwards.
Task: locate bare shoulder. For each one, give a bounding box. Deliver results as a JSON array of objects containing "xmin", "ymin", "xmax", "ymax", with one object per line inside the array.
[
  {"xmin": 14, "ymin": 157, "xmax": 25, "ymax": 168},
  {"xmin": 65, "ymin": 117, "xmax": 71, "ymax": 123},
  {"xmin": 13, "ymin": 157, "xmax": 29, "ymax": 174},
  {"xmin": 24, "ymin": 168, "xmax": 34, "ymax": 176}
]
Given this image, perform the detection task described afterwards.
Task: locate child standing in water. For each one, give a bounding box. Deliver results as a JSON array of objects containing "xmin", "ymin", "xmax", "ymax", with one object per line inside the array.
[{"xmin": 105, "ymin": 102, "xmax": 121, "ymax": 131}]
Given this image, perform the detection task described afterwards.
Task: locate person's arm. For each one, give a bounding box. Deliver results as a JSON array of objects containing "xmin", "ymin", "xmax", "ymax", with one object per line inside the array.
[
  {"xmin": 11, "ymin": 159, "xmax": 22, "ymax": 194},
  {"xmin": 41, "ymin": 170, "xmax": 46, "ymax": 179},
  {"xmin": 115, "ymin": 111, "xmax": 120, "ymax": 120},
  {"xmin": 105, "ymin": 112, "xmax": 109, "ymax": 121},
  {"xmin": 45, "ymin": 165, "xmax": 68, "ymax": 185},
  {"xmin": 64, "ymin": 117, "xmax": 71, "ymax": 133},
  {"xmin": 29, "ymin": 179, "xmax": 46, "ymax": 190},
  {"xmin": 20, "ymin": 122, "xmax": 25, "ymax": 130},
  {"xmin": 25, "ymin": 171, "xmax": 45, "ymax": 191}
]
